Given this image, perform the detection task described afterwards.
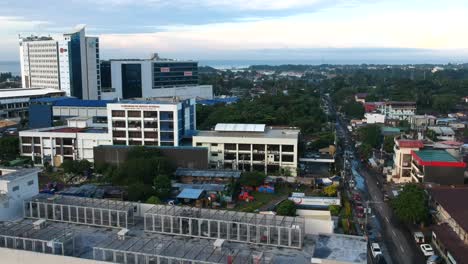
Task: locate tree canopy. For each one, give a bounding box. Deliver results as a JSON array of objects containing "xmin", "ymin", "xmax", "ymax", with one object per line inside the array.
[
  {"xmin": 239, "ymin": 171, "xmax": 266, "ymax": 187},
  {"xmin": 276, "ymin": 200, "xmax": 297, "ymax": 216},
  {"xmin": 197, "ymin": 90, "xmax": 326, "ymax": 136},
  {"xmin": 391, "ymin": 184, "xmax": 429, "ymax": 225},
  {"xmin": 0, "ymin": 137, "xmax": 19, "ymax": 161}
]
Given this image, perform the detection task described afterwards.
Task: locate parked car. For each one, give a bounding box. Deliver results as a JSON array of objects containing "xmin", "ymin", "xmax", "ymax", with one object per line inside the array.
[
  {"xmin": 426, "ymin": 255, "xmax": 442, "ymax": 264},
  {"xmin": 370, "ymin": 243, "xmax": 382, "ymax": 258},
  {"xmin": 420, "ymin": 244, "xmax": 435, "ymax": 257},
  {"xmin": 413, "ymin": 231, "xmax": 425, "ymax": 244}
]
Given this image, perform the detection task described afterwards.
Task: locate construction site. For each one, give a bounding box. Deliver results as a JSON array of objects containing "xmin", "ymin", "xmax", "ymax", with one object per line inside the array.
[{"xmin": 0, "ymin": 194, "xmax": 366, "ymax": 264}]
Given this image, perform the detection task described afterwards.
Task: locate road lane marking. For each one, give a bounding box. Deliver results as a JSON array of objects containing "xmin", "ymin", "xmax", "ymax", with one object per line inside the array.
[
  {"xmin": 400, "ymin": 245, "xmax": 405, "ymax": 253},
  {"xmin": 392, "ymin": 230, "xmax": 396, "ymax": 236},
  {"xmin": 385, "ymin": 216, "xmax": 390, "ymax": 223}
]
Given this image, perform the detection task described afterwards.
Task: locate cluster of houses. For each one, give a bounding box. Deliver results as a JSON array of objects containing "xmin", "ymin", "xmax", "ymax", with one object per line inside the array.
[{"xmin": 354, "ymin": 93, "xmax": 468, "ymax": 263}]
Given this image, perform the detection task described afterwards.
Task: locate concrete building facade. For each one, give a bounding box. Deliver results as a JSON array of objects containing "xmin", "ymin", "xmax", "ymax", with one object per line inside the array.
[
  {"xmin": 19, "ymin": 118, "xmax": 111, "ymax": 166},
  {"xmin": 100, "ymin": 55, "xmax": 213, "ymax": 100},
  {"xmin": 193, "ymin": 124, "xmax": 299, "ymax": 176},
  {"xmin": 19, "ymin": 25, "xmax": 100, "ymax": 100},
  {"xmin": 0, "ymin": 168, "xmax": 40, "ymax": 221},
  {"xmin": 108, "ymin": 99, "xmax": 196, "ymax": 147},
  {"xmin": 377, "ymin": 101, "xmax": 416, "ymax": 121},
  {"xmin": 0, "ymin": 88, "xmax": 64, "ymax": 119},
  {"xmin": 390, "ymin": 139, "xmax": 424, "ymax": 184}
]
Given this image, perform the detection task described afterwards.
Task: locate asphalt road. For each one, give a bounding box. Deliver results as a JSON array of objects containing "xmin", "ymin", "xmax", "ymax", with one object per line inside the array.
[
  {"xmin": 358, "ymin": 167, "xmax": 426, "ymax": 264},
  {"xmin": 322, "ymin": 91, "xmax": 426, "ymax": 264}
]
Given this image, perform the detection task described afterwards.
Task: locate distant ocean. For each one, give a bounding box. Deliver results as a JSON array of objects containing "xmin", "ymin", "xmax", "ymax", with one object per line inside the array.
[{"xmin": 0, "ymin": 61, "xmax": 20, "ymax": 75}]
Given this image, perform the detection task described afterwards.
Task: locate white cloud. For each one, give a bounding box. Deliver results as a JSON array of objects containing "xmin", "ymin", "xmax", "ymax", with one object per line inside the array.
[{"xmin": 99, "ymin": 5, "xmax": 468, "ymax": 59}]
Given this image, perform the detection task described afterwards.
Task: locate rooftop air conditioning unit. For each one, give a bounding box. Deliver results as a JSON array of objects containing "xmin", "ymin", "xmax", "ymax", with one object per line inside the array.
[
  {"xmin": 33, "ymin": 219, "xmax": 46, "ymax": 230},
  {"xmin": 117, "ymin": 228, "xmax": 129, "ymax": 240}
]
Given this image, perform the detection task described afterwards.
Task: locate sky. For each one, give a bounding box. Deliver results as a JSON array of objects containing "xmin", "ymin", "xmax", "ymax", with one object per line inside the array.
[{"xmin": 1, "ymin": 0, "xmax": 468, "ymax": 63}]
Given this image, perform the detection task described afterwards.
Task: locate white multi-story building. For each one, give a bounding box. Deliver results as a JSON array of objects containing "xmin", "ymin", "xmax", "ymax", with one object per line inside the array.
[
  {"xmin": 364, "ymin": 113, "xmax": 385, "ymax": 124},
  {"xmin": 19, "ymin": 25, "xmax": 100, "ymax": 100},
  {"xmin": 100, "ymin": 54, "xmax": 213, "ymax": 100},
  {"xmin": 389, "ymin": 138, "xmax": 424, "ymax": 183},
  {"xmin": 193, "ymin": 124, "xmax": 299, "ymax": 176},
  {"xmin": 19, "ymin": 118, "xmax": 111, "ymax": 166},
  {"xmin": 108, "ymin": 99, "xmax": 196, "ymax": 147},
  {"xmin": 20, "ymin": 99, "xmax": 196, "ymax": 165},
  {"xmin": 377, "ymin": 101, "xmax": 416, "ymax": 121},
  {"xmin": 0, "ymin": 167, "xmax": 39, "ymax": 221}
]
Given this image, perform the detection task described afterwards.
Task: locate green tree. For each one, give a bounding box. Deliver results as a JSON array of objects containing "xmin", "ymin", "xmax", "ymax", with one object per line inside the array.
[
  {"xmin": 146, "ymin": 196, "xmax": 161, "ymax": 204},
  {"xmin": 61, "ymin": 159, "xmax": 76, "ymax": 174},
  {"xmin": 357, "ymin": 125, "xmax": 382, "ymax": 148},
  {"xmin": 153, "ymin": 175, "xmax": 172, "ymax": 199},
  {"xmin": 323, "ymin": 185, "xmax": 338, "ymax": 197},
  {"xmin": 391, "ymin": 184, "xmax": 429, "ymax": 225},
  {"xmin": 276, "ymin": 200, "xmax": 297, "ymax": 216},
  {"xmin": 127, "ymin": 182, "xmax": 153, "ymax": 202},
  {"xmin": 383, "ymin": 136, "xmax": 395, "ymax": 153},
  {"xmin": 329, "ymin": 205, "xmax": 341, "ymax": 216},
  {"xmin": 0, "ymin": 137, "xmax": 19, "ymax": 161},
  {"xmin": 342, "ymin": 101, "xmax": 365, "ymax": 119},
  {"xmin": 358, "ymin": 143, "xmax": 373, "ymax": 159},
  {"xmin": 239, "ymin": 171, "xmax": 266, "ymax": 187}
]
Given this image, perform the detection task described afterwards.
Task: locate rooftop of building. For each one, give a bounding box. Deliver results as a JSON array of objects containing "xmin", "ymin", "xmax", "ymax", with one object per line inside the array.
[
  {"xmin": 396, "ymin": 139, "xmax": 424, "ymax": 148},
  {"xmin": 383, "ymin": 101, "xmax": 417, "ymax": 106},
  {"xmin": 0, "ymin": 167, "xmax": 40, "ymax": 182},
  {"xmin": 175, "ymin": 168, "xmax": 242, "ymax": 178},
  {"xmin": 428, "ymin": 126, "xmax": 455, "ymax": 135},
  {"xmin": 31, "ymin": 97, "xmax": 114, "ymax": 107},
  {"xmin": 0, "ymin": 88, "xmax": 65, "ymax": 99},
  {"xmin": 428, "ymin": 187, "xmax": 468, "ymax": 233},
  {"xmin": 22, "ymin": 125, "xmax": 108, "ymax": 134},
  {"xmin": 7, "ymin": 193, "xmax": 368, "ymax": 263},
  {"xmin": 412, "ymin": 149, "xmax": 460, "ymax": 163},
  {"xmin": 107, "ymin": 53, "xmax": 197, "ymax": 63},
  {"xmin": 0, "ymin": 218, "xmax": 319, "ymax": 264},
  {"xmin": 108, "ymin": 98, "xmax": 189, "ymax": 106},
  {"xmin": 431, "ymin": 223, "xmax": 468, "ymax": 263},
  {"xmin": 312, "ymin": 233, "xmax": 367, "ymax": 263},
  {"xmin": 196, "ymin": 124, "xmax": 300, "ymax": 139}
]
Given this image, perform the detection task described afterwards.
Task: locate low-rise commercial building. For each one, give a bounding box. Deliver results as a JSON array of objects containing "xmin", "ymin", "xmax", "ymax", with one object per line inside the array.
[
  {"xmin": 428, "ymin": 187, "xmax": 468, "ymax": 264},
  {"xmin": 193, "ymin": 123, "xmax": 299, "ymax": 176},
  {"xmin": 428, "ymin": 126, "xmax": 456, "ymax": 141},
  {"xmin": 0, "ymin": 88, "xmax": 65, "ymax": 119},
  {"xmin": 377, "ymin": 101, "xmax": 416, "ymax": 120},
  {"xmin": 409, "ymin": 114, "xmax": 436, "ymax": 130},
  {"xmin": 19, "ymin": 118, "xmax": 111, "ymax": 166},
  {"xmin": 390, "ymin": 139, "xmax": 424, "ymax": 183},
  {"xmin": 29, "ymin": 97, "xmax": 111, "ymax": 128},
  {"xmin": 411, "ymin": 150, "xmax": 466, "ymax": 185},
  {"xmin": 0, "ymin": 167, "xmax": 40, "ymax": 221},
  {"xmin": 364, "ymin": 113, "xmax": 385, "ymax": 124}
]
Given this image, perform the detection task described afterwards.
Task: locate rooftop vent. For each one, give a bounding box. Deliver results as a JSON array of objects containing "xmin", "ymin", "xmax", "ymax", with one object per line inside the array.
[
  {"xmin": 117, "ymin": 228, "xmax": 129, "ymax": 240},
  {"xmin": 33, "ymin": 219, "xmax": 47, "ymax": 230}
]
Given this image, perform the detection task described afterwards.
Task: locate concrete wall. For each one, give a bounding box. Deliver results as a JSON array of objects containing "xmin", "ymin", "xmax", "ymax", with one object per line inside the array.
[
  {"xmin": 0, "ymin": 247, "xmax": 107, "ymax": 264},
  {"xmin": 296, "ymin": 209, "xmax": 334, "ymax": 235},
  {"xmin": 93, "ymin": 145, "xmax": 209, "ymax": 169}
]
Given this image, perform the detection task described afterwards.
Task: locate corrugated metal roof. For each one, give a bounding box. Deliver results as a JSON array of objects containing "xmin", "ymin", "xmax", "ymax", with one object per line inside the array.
[
  {"xmin": 0, "ymin": 88, "xmax": 64, "ymax": 99},
  {"xmin": 214, "ymin": 123, "xmax": 265, "ymax": 132},
  {"xmin": 176, "ymin": 188, "xmax": 204, "ymax": 199}
]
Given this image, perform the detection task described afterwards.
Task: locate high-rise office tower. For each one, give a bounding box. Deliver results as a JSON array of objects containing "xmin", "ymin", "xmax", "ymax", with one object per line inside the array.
[{"xmin": 19, "ymin": 25, "xmax": 100, "ymax": 100}]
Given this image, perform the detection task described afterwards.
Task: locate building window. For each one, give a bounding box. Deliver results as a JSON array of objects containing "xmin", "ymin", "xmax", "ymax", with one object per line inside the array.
[
  {"xmin": 27, "ymin": 180, "xmax": 34, "ymax": 186},
  {"xmin": 12, "ymin": 186, "xmax": 19, "ymax": 192}
]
